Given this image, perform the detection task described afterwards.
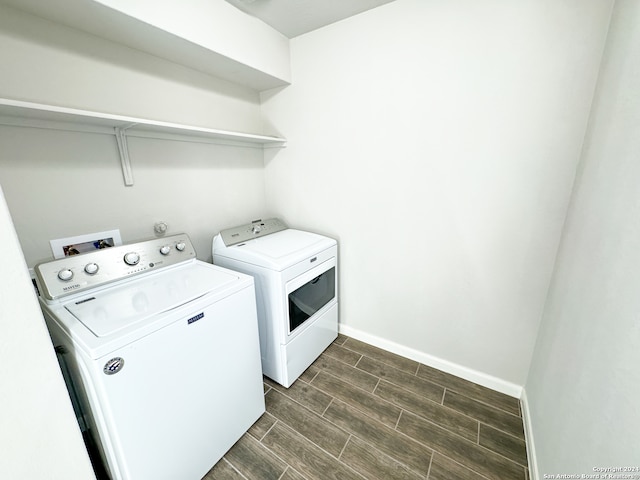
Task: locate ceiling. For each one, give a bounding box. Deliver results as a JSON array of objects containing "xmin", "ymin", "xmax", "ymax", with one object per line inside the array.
[{"xmin": 224, "ymin": 0, "xmax": 397, "ymax": 38}]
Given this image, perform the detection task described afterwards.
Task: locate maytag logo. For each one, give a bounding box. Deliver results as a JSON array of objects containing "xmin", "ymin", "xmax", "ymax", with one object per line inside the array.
[
  {"xmin": 63, "ymin": 284, "xmax": 81, "ymax": 291},
  {"xmin": 103, "ymin": 357, "xmax": 124, "ymax": 375},
  {"xmin": 187, "ymin": 312, "xmax": 204, "ymax": 325}
]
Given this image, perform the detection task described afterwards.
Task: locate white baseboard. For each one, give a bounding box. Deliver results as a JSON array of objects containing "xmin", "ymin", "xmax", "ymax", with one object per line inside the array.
[
  {"xmin": 337, "ymin": 324, "xmax": 523, "ymax": 399},
  {"xmin": 519, "ymin": 388, "xmax": 538, "ymax": 480}
]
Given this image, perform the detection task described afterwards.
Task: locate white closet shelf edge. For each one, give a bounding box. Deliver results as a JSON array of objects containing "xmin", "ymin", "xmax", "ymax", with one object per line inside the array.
[{"xmin": 0, "ymin": 98, "xmax": 287, "ymax": 146}]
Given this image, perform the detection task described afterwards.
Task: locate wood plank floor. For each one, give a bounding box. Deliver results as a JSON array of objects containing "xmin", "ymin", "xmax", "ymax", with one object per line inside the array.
[{"xmin": 203, "ymin": 335, "xmax": 529, "ymax": 480}]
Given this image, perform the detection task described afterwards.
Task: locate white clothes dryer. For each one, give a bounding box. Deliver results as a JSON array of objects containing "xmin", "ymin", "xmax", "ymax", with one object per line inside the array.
[
  {"xmin": 213, "ymin": 218, "xmax": 338, "ymax": 388},
  {"xmin": 35, "ymin": 234, "xmax": 264, "ymax": 480}
]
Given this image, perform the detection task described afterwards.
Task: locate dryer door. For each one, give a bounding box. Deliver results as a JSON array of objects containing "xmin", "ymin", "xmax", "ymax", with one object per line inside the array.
[{"xmin": 286, "ymin": 257, "xmax": 336, "ymax": 335}]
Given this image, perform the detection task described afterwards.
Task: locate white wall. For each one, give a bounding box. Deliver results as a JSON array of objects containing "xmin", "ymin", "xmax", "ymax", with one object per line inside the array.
[
  {"xmin": 261, "ymin": 0, "xmax": 613, "ymax": 390},
  {"xmin": 524, "ymin": 0, "xmax": 640, "ymax": 475},
  {"xmin": 0, "ymin": 6, "xmax": 275, "ymax": 266},
  {"xmin": 0, "ymin": 185, "xmax": 96, "ymax": 479},
  {"xmin": 0, "ymin": 126, "xmax": 268, "ymax": 265}
]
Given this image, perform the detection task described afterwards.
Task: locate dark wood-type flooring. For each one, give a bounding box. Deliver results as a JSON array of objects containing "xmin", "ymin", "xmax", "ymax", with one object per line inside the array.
[{"xmin": 203, "ymin": 334, "xmax": 529, "ymax": 480}]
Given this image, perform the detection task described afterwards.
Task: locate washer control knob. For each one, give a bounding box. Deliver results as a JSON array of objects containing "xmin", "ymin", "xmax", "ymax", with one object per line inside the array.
[
  {"xmin": 57, "ymin": 269, "xmax": 73, "ymax": 281},
  {"xmin": 84, "ymin": 263, "xmax": 99, "ymax": 275},
  {"xmin": 124, "ymin": 252, "xmax": 140, "ymax": 266},
  {"xmin": 159, "ymin": 245, "xmax": 171, "ymax": 255},
  {"xmin": 252, "ymin": 224, "xmax": 262, "ymax": 234},
  {"xmin": 175, "ymin": 241, "xmax": 186, "ymax": 252}
]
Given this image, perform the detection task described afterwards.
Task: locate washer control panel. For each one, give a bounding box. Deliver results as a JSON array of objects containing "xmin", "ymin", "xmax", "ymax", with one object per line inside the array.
[
  {"xmin": 218, "ymin": 218, "xmax": 288, "ymax": 246},
  {"xmin": 35, "ymin": 233, "xmax": 196, "ymax": 301}
]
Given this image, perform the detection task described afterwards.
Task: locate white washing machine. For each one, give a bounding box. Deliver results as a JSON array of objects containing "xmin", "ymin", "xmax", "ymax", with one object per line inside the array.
[
  {"xmin": 213, "ymin": 218, "xmax": 338, "ymax": 388},
  {"xmin": 35, "ymin": 234, "xmax": 264, "ymax": 480}
]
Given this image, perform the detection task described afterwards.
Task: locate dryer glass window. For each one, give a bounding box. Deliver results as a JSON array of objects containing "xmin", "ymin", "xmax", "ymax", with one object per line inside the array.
[{"xmin": 288, "ymin": 267, "xmax": 335, "ymax": 333}]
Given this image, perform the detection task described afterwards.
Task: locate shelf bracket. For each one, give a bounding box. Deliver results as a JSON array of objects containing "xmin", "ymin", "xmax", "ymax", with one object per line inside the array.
[{"xmin": 114, "ymin": 126, "xmax": 135, "ymax": 186}]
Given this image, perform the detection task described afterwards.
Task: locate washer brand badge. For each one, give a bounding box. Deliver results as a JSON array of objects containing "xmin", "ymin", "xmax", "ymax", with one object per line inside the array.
[
  {"xmin": 63, "ymin": 284, "xmax": 81, "ymax": 291},
  {"xmin": 187, "ymin": 312, "xmax": 204, "ymax": 325},
  {"xmin": 103, "ymin": 357, "xmax": 124, "ymax": 375}
]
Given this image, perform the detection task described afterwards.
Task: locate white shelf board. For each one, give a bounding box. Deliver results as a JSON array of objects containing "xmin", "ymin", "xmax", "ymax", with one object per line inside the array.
[
  {"xmin": 0, "ymin": 99, "xmax": 287, "ymax": 147},
  {"xmin": 0, "ymin": 0, "xmax": 291, "ymax": 92}
]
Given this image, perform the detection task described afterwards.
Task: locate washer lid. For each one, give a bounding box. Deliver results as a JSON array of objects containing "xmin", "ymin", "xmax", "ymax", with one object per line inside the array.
[
  {"xmin": 215, "ymin": 229, "xmax": 336, "ymax": 270},
  {"xmin": 64, "ymin": 263, "xmax": 239, "ymax": 337}
]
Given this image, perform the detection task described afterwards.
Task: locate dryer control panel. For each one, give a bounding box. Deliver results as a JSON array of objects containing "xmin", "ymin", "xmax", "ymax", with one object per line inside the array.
[
  {"xmin": 35, "ymin": 233, "xmax": 197, "ymax": 301},
  {"xmin": 217, "ymin": 218, "xmax": 288, "ymax": 246}
]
